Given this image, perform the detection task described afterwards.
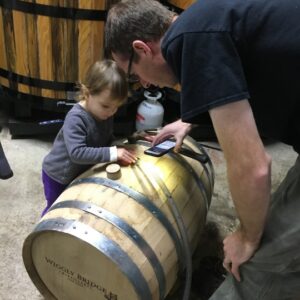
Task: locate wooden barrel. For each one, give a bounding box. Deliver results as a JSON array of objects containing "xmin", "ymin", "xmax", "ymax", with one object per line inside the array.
[
  {"xmin": 161, "ymin": 0, "xmax": 196, "ymax": 11},
  {"xmin": 23, "ymin": 137, "xmax": 214, "ymax": 300},
  {"xmin": 0, "ymin": 1, "xmax": 118, "ymax": 110}
]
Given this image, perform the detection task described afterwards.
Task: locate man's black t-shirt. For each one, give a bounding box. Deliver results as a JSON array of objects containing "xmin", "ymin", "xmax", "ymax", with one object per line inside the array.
[{"xmin": 161, "ymin": 0, "xmax": 300, "ymax": 153}]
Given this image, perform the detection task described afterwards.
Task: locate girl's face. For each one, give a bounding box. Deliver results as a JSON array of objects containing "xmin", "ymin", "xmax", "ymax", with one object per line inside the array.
[{"xmin": 84, "ymin": 89, "xmax": 122, "ymax": 121}]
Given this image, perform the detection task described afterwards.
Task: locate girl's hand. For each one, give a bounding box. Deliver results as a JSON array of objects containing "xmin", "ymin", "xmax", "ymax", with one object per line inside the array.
[{"xmin": 117, "ymin": 148, "xmax": 137, "ymax": 166}]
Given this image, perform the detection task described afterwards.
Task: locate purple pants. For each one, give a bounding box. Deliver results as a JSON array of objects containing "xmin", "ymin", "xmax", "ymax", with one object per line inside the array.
[{"xmin": 41, "ymin": 170, "xmax": 67, "ymax": 217}]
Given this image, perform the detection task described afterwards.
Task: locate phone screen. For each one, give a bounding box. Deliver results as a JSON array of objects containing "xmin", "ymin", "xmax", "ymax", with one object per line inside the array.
[{"xmin": 144, "ymin": 140, "xmax": 176, "ymax": 157}]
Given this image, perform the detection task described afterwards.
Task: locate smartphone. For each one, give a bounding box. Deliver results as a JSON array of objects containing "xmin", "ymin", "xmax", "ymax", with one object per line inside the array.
[{"xmin": 144, "ymin": 140, "xmax": 176, "ymax": 157}]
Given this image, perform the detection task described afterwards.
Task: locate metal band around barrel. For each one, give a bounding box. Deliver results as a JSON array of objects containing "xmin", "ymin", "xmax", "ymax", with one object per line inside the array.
[
  {"xmin": 135, "ymin": 163, "xmax": 192, "ymax": 300},
  {"xmin": 179, "ymin": 137, "xmax": 214, "ymax": 208},
  {"xmin": 170, "ymin": 153, "xmax": 210, "ymax": 213},
  {"xmin": 0, "ymin": 86, "xmax": 70, "ymax": 112},
  {"xmin": 160, "ymin": 0, "xmax": 184, "ymax": 13},
  {"xmin": 135, "ymin": 139, "xmax": 210, "ymax": 212},
  {"xmin": 196, "ymin": 143, "xmax": 215, "ymax": 196},
  {"xmin": 0, "ymin": 0, "xmax": 107, "ymax": 20},
  {"xmin": 69, "ymin": 177, "xmax": 184, "ymax": 270},
  {"xmin": 183, "ymin": 137, "xmax": 214, "ymax": 194},
  {"xmin": 26, "ymin": 218, "xmax": 152, "ymax": 300},
  {"xmin": 135, "ymin": 138, "xmax": 214, "ymax": 198},
  {"xmin": 49, "ymin": 200, "xmax": 166, "ymax": 300},
  {"xmin": 0, "ymin": 68, "xmax": 76, "ymax": 91}
]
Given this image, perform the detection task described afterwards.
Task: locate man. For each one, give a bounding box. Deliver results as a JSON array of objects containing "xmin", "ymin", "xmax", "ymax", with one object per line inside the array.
[{"xmin": 105, "ymin": 0, "xmax": 300, "ymax": 298}]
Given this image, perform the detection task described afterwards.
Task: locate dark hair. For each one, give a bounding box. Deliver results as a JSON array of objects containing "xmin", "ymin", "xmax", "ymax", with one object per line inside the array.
[
  {"xmin": 105, "ymin": 0, "xmax": 175, "ymax": 59},
  {"xmin": 77, "ymin": 59, "xmax": 128, "ymax": 103}
]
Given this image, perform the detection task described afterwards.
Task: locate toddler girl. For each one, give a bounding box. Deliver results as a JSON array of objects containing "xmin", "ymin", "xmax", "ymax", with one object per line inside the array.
[{"xmin": 41, "ymin": 59, "xmax": 136, "ymax": 216}]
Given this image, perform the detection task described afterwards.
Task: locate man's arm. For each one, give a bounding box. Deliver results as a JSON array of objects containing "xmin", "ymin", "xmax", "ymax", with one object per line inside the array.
[
  {"xmin": 151, "ymin": 119, "xmax": 193, "ymax": 151},
  {"xmin": 209, "ymin": 99, "xmax": 271, "ymax": 281}
]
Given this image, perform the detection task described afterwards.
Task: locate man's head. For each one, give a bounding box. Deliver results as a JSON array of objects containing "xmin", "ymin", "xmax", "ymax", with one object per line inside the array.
[
  {"xmin": 105, "ymin": 0, "xmax": 178, "ymax": 88},
  {"xmin": 105, "ymin": 0, "xmax": 175, "ymax": 58}
]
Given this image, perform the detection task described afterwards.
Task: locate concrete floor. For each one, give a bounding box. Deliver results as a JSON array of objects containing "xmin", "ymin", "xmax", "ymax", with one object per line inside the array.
[{"xmin": 0, "ymin": 106, "xmax": 298, "ymax": 300}]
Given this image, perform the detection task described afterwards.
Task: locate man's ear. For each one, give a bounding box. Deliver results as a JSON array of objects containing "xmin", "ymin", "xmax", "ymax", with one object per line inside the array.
[{"xmin": 132, "ymin": 40, "xmax": 152, "ymax": 57}]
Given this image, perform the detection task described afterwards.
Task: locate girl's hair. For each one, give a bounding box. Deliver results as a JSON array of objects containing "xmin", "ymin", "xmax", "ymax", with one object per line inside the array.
[
  {"xmin": 77, "ymin": 59, "xmax": 128, "ymax": 103},
  {"xmin": 105, "ymin": 0, "xmax": 176, "ymax": 59}
]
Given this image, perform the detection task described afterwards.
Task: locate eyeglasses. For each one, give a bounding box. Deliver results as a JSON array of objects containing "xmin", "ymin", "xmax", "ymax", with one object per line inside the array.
[{"xmin": 127, "ymin": 47, "xmax": 140, "ymax": 84}]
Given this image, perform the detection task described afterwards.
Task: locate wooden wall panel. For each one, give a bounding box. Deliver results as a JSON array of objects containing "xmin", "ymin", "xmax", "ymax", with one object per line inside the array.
[
  {"xmin": 0, "ymin": 7, "xmax": 9, "ymax": 87},
  {"xmin": 0, "ymin": 0, "xmax": 110, "ymax": 106}
]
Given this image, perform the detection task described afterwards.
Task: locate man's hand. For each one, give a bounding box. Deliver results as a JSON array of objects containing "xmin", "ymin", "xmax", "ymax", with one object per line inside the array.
[
  {"xmin": 223, "ymin": 229, "xmax": 260, "ymax": 282},
  {"xmin": 152, "ymin": 119, "xmax": 192, "ymax": 152}
]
